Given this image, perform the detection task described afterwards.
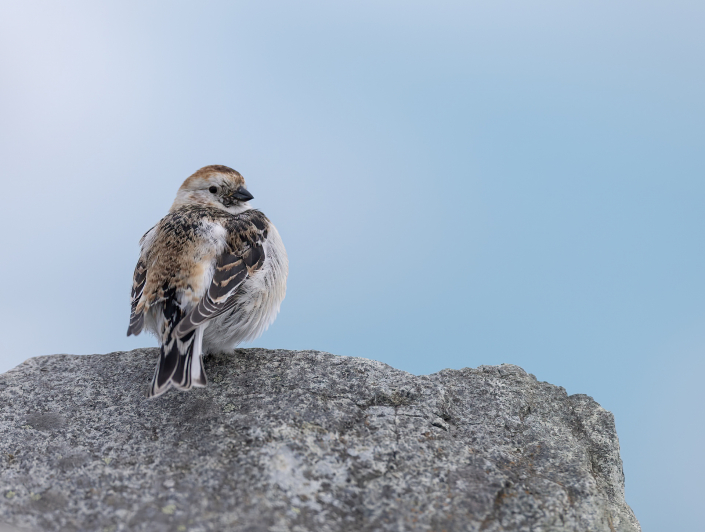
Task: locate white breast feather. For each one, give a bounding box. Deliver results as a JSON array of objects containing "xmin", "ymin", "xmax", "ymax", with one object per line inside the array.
[{"xmin": 202, "ymin": 220, "xmax": 288, "ymax": 352}]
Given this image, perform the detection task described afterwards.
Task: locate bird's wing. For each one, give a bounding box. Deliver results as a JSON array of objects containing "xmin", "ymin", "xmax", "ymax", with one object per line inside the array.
[
  {"xmin": 126, "ymin": 258, "xmax": 148, "ymax": 336},
  {"xmin": 127, "ymin": 225, "xmax": 158, "ymax": 337},
  {"xmin": 173, "ymin": 210, "xmax": 269, "ymax": 338}
]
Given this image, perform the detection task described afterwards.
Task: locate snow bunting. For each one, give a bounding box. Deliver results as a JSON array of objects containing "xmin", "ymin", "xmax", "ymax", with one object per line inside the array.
[{"xmin": 127, "ymin": 165, "xmax": 288, "ymax": 398}]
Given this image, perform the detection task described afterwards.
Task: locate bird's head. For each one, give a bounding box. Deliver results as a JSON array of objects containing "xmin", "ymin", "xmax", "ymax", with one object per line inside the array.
[{"xmin": 171, "ymin": 165, "xmax": 254, "ymax": 215}]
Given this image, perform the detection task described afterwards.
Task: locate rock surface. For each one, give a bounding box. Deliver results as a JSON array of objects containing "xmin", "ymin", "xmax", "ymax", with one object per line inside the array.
[{"xmin": 0, "ymin": 348, "xmax": 640, "ymax": 532}]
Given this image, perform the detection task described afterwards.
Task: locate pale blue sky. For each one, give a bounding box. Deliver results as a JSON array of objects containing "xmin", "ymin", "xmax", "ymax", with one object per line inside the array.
[{"xmin": 1, "ymin": 1, "xmax": 704, "ymax": 529}]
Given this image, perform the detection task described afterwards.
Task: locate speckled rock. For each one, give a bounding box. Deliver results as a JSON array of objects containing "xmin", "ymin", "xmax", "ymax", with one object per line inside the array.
[{"xmin": 0, "ymin": 348, "xmax": 640, "ymax": 532}]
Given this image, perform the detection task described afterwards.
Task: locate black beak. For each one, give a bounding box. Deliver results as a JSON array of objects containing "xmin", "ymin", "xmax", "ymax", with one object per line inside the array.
[{"xmin": 232, "ymin": 186, "xmax": 254, "ymax": 202}]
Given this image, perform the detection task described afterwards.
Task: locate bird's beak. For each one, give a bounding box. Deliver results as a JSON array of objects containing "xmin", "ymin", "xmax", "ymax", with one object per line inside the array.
[{"xmin": 232, "ymin": 186, "xmax": 254, "ymax": 202}]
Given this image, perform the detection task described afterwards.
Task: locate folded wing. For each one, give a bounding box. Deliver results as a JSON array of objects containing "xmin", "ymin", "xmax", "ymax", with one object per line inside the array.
[
  {"xmin": 173, "ymin": 211, "xmax": 268, "ymax": 338},
  {"xmin": 126, "ymin": 258, "xmax": 148, "ymax": 336}
]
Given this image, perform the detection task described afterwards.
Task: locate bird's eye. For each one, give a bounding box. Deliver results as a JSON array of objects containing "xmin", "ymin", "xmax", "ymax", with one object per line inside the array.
[{"xmin": 209, "ymin": 186, "xmax": 218, "ymax": 194}]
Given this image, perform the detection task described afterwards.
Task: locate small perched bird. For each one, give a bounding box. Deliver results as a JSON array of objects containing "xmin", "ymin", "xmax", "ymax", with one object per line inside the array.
[{"xmin": 127, "ymin": 165, "xmax": 288, "ymax": 398}]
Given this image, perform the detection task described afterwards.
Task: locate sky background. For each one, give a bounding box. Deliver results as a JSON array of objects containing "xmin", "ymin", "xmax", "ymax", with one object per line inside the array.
[{"xmin": 1, "ymin": 1, "xmax": 703, "ymax": 529}]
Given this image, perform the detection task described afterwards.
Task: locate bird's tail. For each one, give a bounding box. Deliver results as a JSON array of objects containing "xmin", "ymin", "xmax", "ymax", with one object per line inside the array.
[{"xmin": 147, "ymin": 326, "xmax": 208, "ymax": 398}]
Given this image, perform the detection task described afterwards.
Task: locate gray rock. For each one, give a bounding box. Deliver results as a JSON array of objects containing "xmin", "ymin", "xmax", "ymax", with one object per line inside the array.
[{"xmin": 0, "ymin": 348, "xmax": 640, "ymax": 532}]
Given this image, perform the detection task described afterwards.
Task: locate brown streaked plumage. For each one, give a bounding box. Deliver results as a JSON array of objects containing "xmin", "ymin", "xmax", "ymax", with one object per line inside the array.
[{"xmin": 127, "ymin": 166, "xmax": 288, "ymax": 398}]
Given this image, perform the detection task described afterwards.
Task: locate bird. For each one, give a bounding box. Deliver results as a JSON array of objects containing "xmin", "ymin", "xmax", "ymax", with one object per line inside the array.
[{"xmin": 126, "ymin": 165, "xmax": 288, "ymax": 398}]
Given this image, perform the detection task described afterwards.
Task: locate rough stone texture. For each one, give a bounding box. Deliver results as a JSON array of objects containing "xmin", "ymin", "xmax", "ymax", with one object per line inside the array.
[{"xmin": 0, "ymin": 348, "xmax": 640, "ymax": 532}]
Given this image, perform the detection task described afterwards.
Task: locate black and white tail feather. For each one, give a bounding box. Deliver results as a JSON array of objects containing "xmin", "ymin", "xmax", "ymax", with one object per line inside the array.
[{"xmin": 149, "ymin": 326, "xmax": 207, "ymax": 398}]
